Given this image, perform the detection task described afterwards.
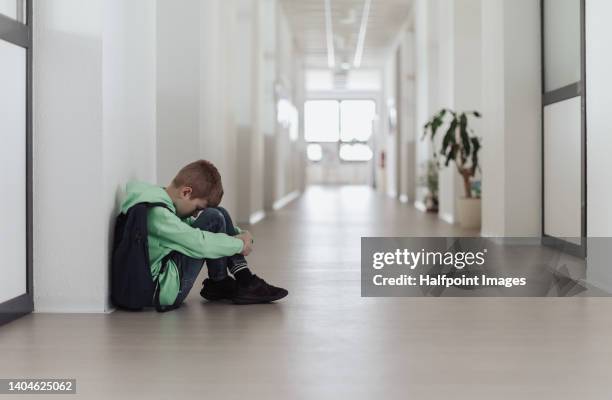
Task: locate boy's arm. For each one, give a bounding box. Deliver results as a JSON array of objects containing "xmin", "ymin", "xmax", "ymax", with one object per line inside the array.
[
  {"xmin": 149, "ymin": 208, "xmax": 244, "ymax": 259},
  {"xmin": 185, "ymin": 213, "xmax": 242, "ymax": 235}
]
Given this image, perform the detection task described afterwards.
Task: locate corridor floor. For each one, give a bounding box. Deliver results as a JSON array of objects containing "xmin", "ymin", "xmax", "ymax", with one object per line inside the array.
[{"xmin": 1, "ymin": 185, "xmax": 612, "ymax": 399}]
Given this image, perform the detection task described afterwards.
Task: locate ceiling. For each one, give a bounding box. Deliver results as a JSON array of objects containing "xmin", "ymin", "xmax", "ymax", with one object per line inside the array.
[{"xmin": 279, "ymin": 0, "xmax": 413, "ymax": 70}]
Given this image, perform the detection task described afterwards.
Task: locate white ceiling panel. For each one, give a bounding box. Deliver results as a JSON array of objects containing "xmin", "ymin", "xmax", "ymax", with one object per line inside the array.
[{"xmin": 280, "ymin": 0, "xmax": 413, "ymax": 69}]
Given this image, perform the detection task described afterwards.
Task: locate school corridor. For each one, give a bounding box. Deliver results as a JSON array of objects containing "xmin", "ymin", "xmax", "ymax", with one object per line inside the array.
[{"xmin": 3, "ymin": 0, "xmax": 612, "ymax": 398}]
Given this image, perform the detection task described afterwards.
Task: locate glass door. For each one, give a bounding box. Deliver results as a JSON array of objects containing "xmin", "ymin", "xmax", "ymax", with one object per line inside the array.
[
  {"xmin": 541, "ymin": 0, "xmax": 586, "ymax": 257},
  {"xmin": 0, "ymin": 0, "xmax": 32, "ymax": 326}
]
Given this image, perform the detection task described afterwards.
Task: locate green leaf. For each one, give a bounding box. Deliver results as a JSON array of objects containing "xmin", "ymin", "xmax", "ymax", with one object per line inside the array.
[
  {"xmin": 430, "ymin": 110, "xmax": 447, "ymax": 140},
  {"xmin": 459, "ymin": 113, "xmax": 471, "ymax": 156},
  {"xmin": 445, "ymin": 145, "xmax": 456, "ymax": 167},
  {"xmin": 470, "ymin": 137, "xmax": 481, "ymax": 153},
  {"xmin": 470, "ymin": 137, "xmax": 481, "ymax": 175},
  {"xmin": 441, "ymin": 118, "xmax": 457, "ymax": 155}
]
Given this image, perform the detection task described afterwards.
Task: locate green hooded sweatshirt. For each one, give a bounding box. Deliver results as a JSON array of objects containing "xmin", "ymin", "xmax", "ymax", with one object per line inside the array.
[{"xmin": 119, "ymin": 181, "xmax": 244, "ymax": 306}]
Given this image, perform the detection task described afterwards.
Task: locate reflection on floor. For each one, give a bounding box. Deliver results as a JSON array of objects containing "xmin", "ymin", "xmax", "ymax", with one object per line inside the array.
[{"xmin": 1, "ymin": 185, "xmax": 612, "ymax": 399}]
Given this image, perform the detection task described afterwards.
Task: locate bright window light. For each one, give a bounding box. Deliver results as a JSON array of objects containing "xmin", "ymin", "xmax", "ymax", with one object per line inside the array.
[
  {"xmin": 340, "ymin": 100, "xmax": 376, "ymax": 142},
  {"xmin": 339, "ymin": 143, "xmax": 373, "ymax": 162},
  {"xmin": 277, "ymin": 99, "xmax": 292, "ymax": 127},
  {"xmin": 277, "ymin": 99, "xmax": 299, "ymax": 141},
  {"xmin": 305, "ymin": 100, "xmax": 340, "ymax": 142},
  {"xmin": 289, "ymin": 105, "xmax": 299, "ymax": 141},
  {"xmin": 307, "ymin": 144, "xmax": 323, "ymax": 162}
]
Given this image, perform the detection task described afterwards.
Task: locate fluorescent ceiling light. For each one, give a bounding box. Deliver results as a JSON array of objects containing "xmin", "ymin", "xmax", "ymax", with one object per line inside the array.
[
  {"xmin": 324, "ymin": 0, "xmax": 336, "ymax": 68},
  {"xmin": 353, "ymin": 0, "xmax": 372, "ymax": 68}
]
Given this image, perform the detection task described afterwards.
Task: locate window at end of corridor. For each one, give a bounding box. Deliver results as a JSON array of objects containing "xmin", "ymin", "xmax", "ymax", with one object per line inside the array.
[{"xmin": 305, "ymin": 99, "xmax": 376, "ymax": 163}]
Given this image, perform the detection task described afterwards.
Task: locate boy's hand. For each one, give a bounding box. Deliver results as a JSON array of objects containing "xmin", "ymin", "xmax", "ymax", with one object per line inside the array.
[{"xmin": 236, "ymin": 231, "xmax": 254, "ymax": 256}]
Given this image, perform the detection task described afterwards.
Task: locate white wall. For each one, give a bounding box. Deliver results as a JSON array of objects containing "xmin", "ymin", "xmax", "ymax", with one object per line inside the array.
[
  {"xmin": 33, "ymin": 0, "xmax": 105, "ymax": 312},
  {"xmin": 156, "ymin": 0, "xmax": 241, "ymax": 216},
  {"xmin": 102, "ymin": 0, "xmax": 158, "ymax": 311},
  {"xmin": 379, "ymin": 23, "xmax": 417, "ymax": 202},
  {"xmin": 414, "ymin": 0, "xmax": 434, "ymax": 208},
  {"xmin": 34, "ymin": 0, "xmax": 158, "ymax": 312},
  {"xmin": 398, "ymin": 30, "xmax": 416, "ymax": 203},
  {"xmin": 199, "ymin": 0, "xmax": 239, "ymax": 216},
  {"xmin": 586, "ymin": 0, "xmax": 612, "ymax": 237},
  {"xmin": 586, "ymin": 0, "xmax": 612, "ymax": 291},
  {"xmin": 383, "ymin": 54, "xmax": 399, "ymax": 197},
  {"xmin": 234, "ymin": 0, "xmax": 260, "ymax": 222},
  {"xmin": 480, "ymin": 0, "xmax": 505, "ymax": 236},
  {"xmin": 480, "ymin": 0, "xmax": 541, "ymax": 237},
  {"xmin": 273, "ymin": 5, "xmax": 302, "ymax": 205},
  {"xmin": 435, "ymin": 0, "xmax": 457, "ymax": 223},
  {"xmin": 156, "ymin": 0, "xmax": 201, "ymax": 187},
  {"xmin": 452, "ymin": 0, "xmax": 482, "ymax": 209},
  {"xmin": 157, "ymin": 0, "xmax": 303, "ymax": 223}
]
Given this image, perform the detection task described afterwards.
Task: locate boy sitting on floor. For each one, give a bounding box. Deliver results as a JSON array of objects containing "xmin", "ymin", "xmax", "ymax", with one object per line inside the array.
[{"xmin": 118, "ymin": 159, "xmax": 288, "ymax": 307}]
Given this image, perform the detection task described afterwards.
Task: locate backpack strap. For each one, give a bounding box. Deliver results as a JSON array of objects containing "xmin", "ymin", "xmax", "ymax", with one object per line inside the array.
[
  {"xmin": 144, "ymin": 202, "xmax": 173, "ymax": 211},
  {"xmin": 142, "ymin": 202, "xmax": 182, "ymax": 312},
  {"xmin": 152, "ymin": 251, "xmax": 181, "ymax": 313}
]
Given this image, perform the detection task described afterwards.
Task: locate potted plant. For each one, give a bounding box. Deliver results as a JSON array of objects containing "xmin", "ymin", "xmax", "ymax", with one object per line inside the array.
[
  {"xmin": 422, "ymin": 109, "xmax": 482, "ymax": 228},
  {"xmin": 419, "ymin": 160, "xmax": 439, "ymax": 212}
]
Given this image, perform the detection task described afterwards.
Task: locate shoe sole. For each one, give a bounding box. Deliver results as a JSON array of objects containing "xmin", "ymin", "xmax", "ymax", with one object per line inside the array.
[
  {"xmin": 200, "ymin": 290, "xmax": 233, "ymax": 302},
  {"xmin": 232, "ymin": 291, "xmax": 288, "ymax": 305}
]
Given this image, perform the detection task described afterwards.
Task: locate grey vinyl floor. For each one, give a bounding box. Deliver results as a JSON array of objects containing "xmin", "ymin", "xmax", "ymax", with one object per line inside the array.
[{"xmin": 1, "ymin": 185, "xmax": 612, "ymax": 399}]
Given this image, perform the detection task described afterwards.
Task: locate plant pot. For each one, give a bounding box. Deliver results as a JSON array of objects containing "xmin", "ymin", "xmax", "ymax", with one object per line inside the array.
[{"xmin": 457, "ymin": 197, "xmax": 481, "ymax": 229}]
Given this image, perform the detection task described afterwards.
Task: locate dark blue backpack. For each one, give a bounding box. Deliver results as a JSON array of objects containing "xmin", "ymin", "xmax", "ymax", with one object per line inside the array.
[{"xmin": 111, "ymin": 202, "xmax": 179, "ymax": 312}]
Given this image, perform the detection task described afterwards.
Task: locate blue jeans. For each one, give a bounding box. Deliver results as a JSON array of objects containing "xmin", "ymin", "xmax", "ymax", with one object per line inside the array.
[{"xmin": 172, "ymin": 207, "xmax": 247, "ymax": 306}]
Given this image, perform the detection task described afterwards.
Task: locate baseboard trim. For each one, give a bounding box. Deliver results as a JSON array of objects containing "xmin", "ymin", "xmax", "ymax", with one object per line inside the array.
[
  {"xmin": 439, "ymin": 212, "xmax": 455, "ymax": 224},
  {"xmin": 483, "ymin": 236, "xmax": 545, "ymax": 246},
  {"xmin": 249, "ymin": 210, "xmax": 266, "ymax": 225},
  {"xmin": 273, "ymin": 191, "xmax": 300, "ymax": 211},
  {"xmin": 33, "ymin": 298, "xmax": 111, "ymax": 314},
  {"xmin": 414, "ymin": 200, "xmax": 427, "ymax": 212},
  {"xmin": 33, "ymin": 307, "xmax": 112, "ymax": 314},
  {"xmin": 0, "ymin": 293, "xmax": 33, "ymax": 327}
]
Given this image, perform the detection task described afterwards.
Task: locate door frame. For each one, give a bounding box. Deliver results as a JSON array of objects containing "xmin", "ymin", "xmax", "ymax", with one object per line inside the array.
[
  {"xmin": 540, "ymin": 0, "xmax": 587, "ymax": 258},
  {"xmin": 0, "ymin": 1, "xmax": 33, "ymax": 326}
]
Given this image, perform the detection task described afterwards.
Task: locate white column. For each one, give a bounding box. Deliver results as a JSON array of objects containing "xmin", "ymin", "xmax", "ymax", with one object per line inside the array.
[
  {"xmin": 434, "ymin": 0, "xmax": 456, "ymax": 223},
  {"xmin": 436, "ymin": 0, "xmax": 483, "ymax": 224},
  {"xmin": 34, "ymin": 0, "xmax": 158, "ymax": 312},
  {"xmin": 33, "ymin": 0, "xmax": 105, "ymax": 312},
  {"xmin": 586, "ymin": 0, "xmax": 612, "ymax": 292},
  {"xmin": 414, "ymin": 0, "xmax": 433, "ymax": 208},
  {"xmin": 480, "ymin": 0, "xmax": 541, "ymax": 236}
]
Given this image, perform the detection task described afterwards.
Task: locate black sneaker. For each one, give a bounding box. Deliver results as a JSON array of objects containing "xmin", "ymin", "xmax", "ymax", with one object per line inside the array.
[
  {"xmin": 233, "ymin": 275, "xmax": 289, "ymax": 305},
  {"xmin": 200, "ymin": 276, "xmax": 236, "ymax": 301}
]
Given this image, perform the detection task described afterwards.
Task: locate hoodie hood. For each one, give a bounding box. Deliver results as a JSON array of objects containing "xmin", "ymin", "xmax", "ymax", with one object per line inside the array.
[{"xmin": 119, "ymin": 181, "xmax": 176, "ymax": 215}]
